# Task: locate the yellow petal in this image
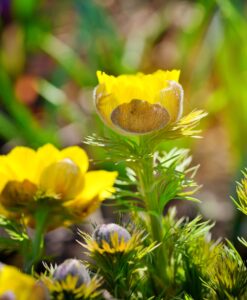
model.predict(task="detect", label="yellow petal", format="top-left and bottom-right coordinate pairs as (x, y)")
top-left (35, 144), bottom-right (60, 182)
top-left (59, 146), bottom-right (89, 173)
top-left (65, 171), bottom-right (118, 219)
top-left (0, 157), bottom-right (16, 180)
top-left (96, 70), bottom-right (180, 105)
top-left (94, 84), bottom-right (119, 128)
top-left (158, 80), bottom-right (184, 122)
top-left (0, 265), bottom-right (38, 300)
top-left (0, 169), bottom-right (13, 193)
top-left (5, 147), bottom-right (37, 182)
top-left (77, 170), bottom-right (117, 202)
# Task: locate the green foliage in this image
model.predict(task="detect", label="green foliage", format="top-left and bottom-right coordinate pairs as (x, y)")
top-left (0, 215), bottom-right (28, 246)
top-left (232, 169), bottom-right (247, 248)
top-left (74, 209), bottom-right (247, 300)
top-left (232, 169), bottom-right (247, 215)
top-left (152, 149), bottom-right (200, 212)
top-left (156, 211), bottom-right (216, 299)
top-left (203, 243), bottom-right (247, 299)
top-left (85, 134), bottom-right (200, 214)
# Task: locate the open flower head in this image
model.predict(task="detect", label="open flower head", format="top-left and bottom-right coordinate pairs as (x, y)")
top-left (0, 264), bottom-right (48, 300)
top-left (0, 144), bottom-right (117, 227)
top-left (95, 70), bottom-right (206, 137)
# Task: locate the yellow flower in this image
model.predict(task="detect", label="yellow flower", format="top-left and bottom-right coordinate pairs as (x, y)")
top-left (94, 70), bottom-right (207, 138)
top-left (0, 264), bottom-right (47, 300)
top-left (95, 70), bottom-right (184, 134)
top-left (0, 144), bottom-right (117, 226)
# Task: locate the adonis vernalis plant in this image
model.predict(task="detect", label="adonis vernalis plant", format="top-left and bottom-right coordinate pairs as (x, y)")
top-left (0, 70), bottom-right (247, 300)
top-left (88, 69), bottom-right (207, 290)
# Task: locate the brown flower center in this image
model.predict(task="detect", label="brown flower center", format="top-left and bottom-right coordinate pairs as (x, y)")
top-left (111, 99), bottom-right (170, 134)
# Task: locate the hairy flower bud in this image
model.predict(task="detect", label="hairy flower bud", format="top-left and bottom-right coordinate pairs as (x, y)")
top-left (93, 223), bottom-right (131, 248)
top-left (53, 259), bottom-right (90, 287)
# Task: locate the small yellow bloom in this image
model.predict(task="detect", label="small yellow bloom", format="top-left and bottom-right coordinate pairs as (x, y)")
top-left (0, 264), bottom-right (47, 300)
top-left (0, 144), bottom-right (117, 226)
top-left (94, 70), bottom-right (184, 134)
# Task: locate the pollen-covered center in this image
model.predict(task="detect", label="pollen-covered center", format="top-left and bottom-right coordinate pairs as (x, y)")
top-left (111, 99), bottom-right (170, 134)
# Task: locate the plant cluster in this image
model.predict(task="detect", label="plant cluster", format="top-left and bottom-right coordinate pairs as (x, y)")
top-left (0, 70), bottom-right (246, 300)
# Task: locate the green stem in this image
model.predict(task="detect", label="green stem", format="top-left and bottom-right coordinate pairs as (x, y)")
top-left (137, 137), bottom-right (168, 288)
top-left (24, 208), bottom-right (49, 274)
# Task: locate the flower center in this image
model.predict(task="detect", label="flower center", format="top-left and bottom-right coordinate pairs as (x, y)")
top-left (111, 99), bottom-right (170, 134)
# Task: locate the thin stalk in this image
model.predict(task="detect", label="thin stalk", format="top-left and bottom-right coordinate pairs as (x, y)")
top-left (137, 136), bottom-right (168, 287)
top-left (24, 208), bottom-right (49, 274)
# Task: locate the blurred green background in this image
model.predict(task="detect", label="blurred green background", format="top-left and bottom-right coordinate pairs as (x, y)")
top-left (0, 0), bottom-right (247, 257)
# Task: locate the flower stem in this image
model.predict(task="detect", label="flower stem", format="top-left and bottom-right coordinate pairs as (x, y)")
top-left (24, 207), bottom-right (49, 274)
top-left (137, 136), bottom-right (168, 287)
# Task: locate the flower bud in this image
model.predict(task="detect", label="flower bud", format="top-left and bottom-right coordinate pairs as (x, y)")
top-left (40, 159), bottom-right (84, 201)
top-left (93, 223), bottom-right (131, 248)
top-left (53, 259), bottom-right (90, 287)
